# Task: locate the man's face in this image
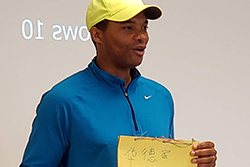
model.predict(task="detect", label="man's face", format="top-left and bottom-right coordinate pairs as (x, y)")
top-left (100, 12), bottom-right (149, 70)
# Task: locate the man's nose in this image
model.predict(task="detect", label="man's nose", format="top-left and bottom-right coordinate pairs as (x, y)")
top-left (134, 30), bottom-right (149, 44)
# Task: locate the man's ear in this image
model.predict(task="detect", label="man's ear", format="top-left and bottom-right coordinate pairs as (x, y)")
top-left (90, 27), bottom-right (103, 45)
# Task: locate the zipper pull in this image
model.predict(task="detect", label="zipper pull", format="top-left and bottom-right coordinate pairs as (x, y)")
top-left (124, 92), bottom-right (128, 97)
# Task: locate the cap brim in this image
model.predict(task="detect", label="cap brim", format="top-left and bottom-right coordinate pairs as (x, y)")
top-left (145, 6), bottom-right (162, 20)
top-left (106, 5), bottom-right (162, 22)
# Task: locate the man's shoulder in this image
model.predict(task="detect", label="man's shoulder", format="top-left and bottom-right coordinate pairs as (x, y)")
top-left (138, 76), bottom-right (169, 90)
top-left (40, 69), bottom-right (91, 103)
top-left (137, 76), bottom-right (172, 97)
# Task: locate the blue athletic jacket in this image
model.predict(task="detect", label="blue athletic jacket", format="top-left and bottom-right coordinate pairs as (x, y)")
top-left (20, 58), bottom-right (174, 167)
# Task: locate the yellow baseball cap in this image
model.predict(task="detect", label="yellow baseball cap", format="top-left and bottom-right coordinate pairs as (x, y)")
top-left (86, 0), bottom-right (162, 31)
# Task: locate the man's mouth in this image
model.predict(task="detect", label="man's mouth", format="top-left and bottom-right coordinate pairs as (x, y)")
top-left (136, 48), bottom-right (144, 52)
top-left (133, 46), bottom-right (146, 56)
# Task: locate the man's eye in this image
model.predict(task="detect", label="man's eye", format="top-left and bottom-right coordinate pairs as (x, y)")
top-left (124, 26), bottom-right (133, 30)
top-left (143, 26), bottom-right (149, 30)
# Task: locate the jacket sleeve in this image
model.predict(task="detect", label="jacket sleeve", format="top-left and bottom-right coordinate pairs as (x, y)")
top-left (169, 107), bottom-right (175, 139)
top-left (166, 88), bottom-right (175, 139)
top-left (20, 91), bottom-right (69, 167)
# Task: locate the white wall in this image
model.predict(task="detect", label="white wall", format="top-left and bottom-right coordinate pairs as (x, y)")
top-left (1, 0), bottom-right (249, 166)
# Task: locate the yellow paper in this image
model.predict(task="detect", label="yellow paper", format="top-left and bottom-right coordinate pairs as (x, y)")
top-left (117, 136), bottom-right (199, 167)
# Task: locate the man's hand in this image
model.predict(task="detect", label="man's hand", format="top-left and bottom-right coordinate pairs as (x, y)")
top-left (190, 141), bottom-right (217, 167)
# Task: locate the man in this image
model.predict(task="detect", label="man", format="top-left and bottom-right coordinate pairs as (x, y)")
top-left (20, 0), bottom-right (217, 166)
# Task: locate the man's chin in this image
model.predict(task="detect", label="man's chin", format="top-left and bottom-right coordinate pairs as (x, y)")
top-left (131, 60), bottom-right (143, 68)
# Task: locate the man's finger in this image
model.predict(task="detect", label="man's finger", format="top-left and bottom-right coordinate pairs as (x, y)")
top-left (197, 162), bottom-right (216, 167)
top-left (193, 141), bottom-right (215, 150)
top-left (191, 148), bottom-right (217, 157)
top-left (191, 155), bottom-right (217, 164)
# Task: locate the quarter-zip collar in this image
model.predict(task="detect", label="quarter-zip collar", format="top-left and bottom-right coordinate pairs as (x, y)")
top-left (87, 57), bottom-right (141, 90)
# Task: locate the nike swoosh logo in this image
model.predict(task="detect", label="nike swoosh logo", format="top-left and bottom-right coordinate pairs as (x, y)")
top-left (144, 95), bottom-right (152, 100)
